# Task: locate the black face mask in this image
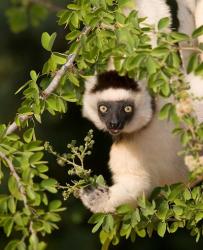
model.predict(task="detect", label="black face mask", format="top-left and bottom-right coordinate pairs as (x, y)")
top-left (97, 100), bottom-right (135, 134)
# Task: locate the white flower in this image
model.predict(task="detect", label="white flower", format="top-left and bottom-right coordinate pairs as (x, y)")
top-left (184, 155), bottom-right (198, 171)
top-left (176, 98), bottom-right (193, 118)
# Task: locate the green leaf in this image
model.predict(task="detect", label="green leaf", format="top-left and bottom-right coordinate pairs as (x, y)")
top-left (159, 103), bottom-right (172, 120)
top-left (158, 17), bottom-right (170, 30)
top-left (59, 9), bottom-right (73, 24)
top-left (168, 184), bottom-right (184, 201)
top-left (29, 152), bottom-right (44, 164)
top-left (41, 178), bottom-right (57, 187)
top-left (99, 230), bottom-right (109, 245)
top-left (96, 175), bottom-right (106, 186)
top-left (16, 241), bottom-right (26, 250)
top-left (92, 218), bottom-right (104, 233)
top-left (71, 12), bottom-right (79, 28)
top-left (41, 32), bottom-right (57, 52)
top-left (118, 0), bottom-right (131, 8)
top-left (131, 210), bottom-right (140, 227)
top-left (195, 212), bottom-right (203, 223)
top-left (170, 32), bottom-right (189, 42)
top-left (30, 70), bottom-right (38, 81)
top-left (180, 132), bottom-right (192, 146)
top-left (8, 197), bottom-right (16, 214)
top-left (173, 206), bottom-right (183, 216)
top-left (8, 176), bottom-right (22, 200)
top-left (38, 242), bottom-right (47, 250)
top-left (51, 53), bottom-right (67, 65)
top-left (120, 223), bottom-right (131, 237)
top-left (27, 187), bottom-right (36, 200)
top-left (195, 62), bottom-right (203, 76)
top-left (161, 82), bottom-right (170, 97)
top-left (187, 53), bottom-right (199, 73)
top-left (146, 57), bottom-right (157, 75)
top-left (192, 25), bottom-right (203, 38)
top-left (29, 234), bottom-right (39, 249)
top-left (44, 212), bottom-right (61, 222)
top-left (49, 200), bottom-right (62, 211)
top-left (136, 228), bottom-right (146, 238)
top-left (171, 52), bottom-right (181, 68)
top-left (37, 164), bottom-right (49, 173)
top-left (67, 4), bottom-right (81, 10)
top-left (41, 178), bottom-right (58, 193)
top-left (157, 222), bottom-right (166, 237)
top-left (169, 222), bottom-right (179, 233)
top-left (151, 47), bottom-right (169, 57)
top-left (23, 128), bottom-right (34, 143)
top-left (88, 213), bottom-right (105, 224)
top-left (5, 240), bottom-right (20, 250)
top-left (66, 30), bottom-right (81, 41)
top-left (0, 124), bottom-right (6, 137)
top-left (24, 140), bottom-right (44, 152)
top-left (156, 201), bottom-right (169, 221)
top-left (183, 188), bottom-right (191, 201)
top-left (67, 72), bottom-right (80, 86)
top-left (125, 54), bottom-right (145, 70)
top-left (103, 214), bottom-right (114, 233)
top-left (14, 213), bottom-right (24, 227)
top-left (4, 218), bottom-right (14, 237)
top-left (116, 204), bottom-right (133, 214)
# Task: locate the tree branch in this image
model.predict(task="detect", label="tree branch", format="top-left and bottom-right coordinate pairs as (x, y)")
top-left (0, 152), bottom-right (28, 208)
top-left (6, 114), bottom-right (31, 136)
top-left (6, 26), bottom-right (91, 135)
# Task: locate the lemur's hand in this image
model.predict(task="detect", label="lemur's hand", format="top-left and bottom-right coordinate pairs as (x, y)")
top-left (79, 185), bottom-right (114, 213)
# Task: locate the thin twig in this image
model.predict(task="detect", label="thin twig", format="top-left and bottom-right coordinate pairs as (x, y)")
top-left (0, 151), bottom-right (35, 234)
top-left (179, 46), bottom-right (203, 54)
top-left (6, 26), bottom-right (91, 136)
top-left (41, 54), bottom-right (76, 98)
top-left (29, 0), bottom-right (62, 12)
top-left (188, 175), bottom-right (203, 188)
top-left (6, 114), bottom-right (31, 136)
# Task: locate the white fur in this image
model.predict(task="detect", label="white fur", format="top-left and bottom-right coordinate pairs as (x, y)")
top-left (187, 73), bottom-right (203, 122)
top-left (80, 0), bottom-right (203, 213)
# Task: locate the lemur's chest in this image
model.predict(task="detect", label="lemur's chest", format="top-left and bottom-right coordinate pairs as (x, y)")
top-left (109, 118), bottom-right (187, 185)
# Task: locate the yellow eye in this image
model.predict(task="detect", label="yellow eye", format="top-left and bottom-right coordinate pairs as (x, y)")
top-left (99, 105), bottom-right (108, 113)
top-left (124, 106), bottom-right (133, 113)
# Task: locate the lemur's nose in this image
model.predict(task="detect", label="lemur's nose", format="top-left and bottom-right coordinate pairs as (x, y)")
top-left (109, 121), bottom-right (121, 130)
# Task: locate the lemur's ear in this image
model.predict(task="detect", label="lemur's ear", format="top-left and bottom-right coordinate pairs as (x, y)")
top-left (84, 75), bottom-right (97, 92)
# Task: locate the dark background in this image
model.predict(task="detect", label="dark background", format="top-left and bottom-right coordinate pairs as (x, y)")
top-left (1, 0), bottom-right (203, 249)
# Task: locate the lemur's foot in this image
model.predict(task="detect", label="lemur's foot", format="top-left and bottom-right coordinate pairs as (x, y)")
top-left (79, 185), bottom-right (114, 213)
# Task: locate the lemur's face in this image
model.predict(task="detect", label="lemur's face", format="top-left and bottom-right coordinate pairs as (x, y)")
top-left (97, 100), bottom-right (135, 135)
top-left (82, 71), bottom-right (155, 135)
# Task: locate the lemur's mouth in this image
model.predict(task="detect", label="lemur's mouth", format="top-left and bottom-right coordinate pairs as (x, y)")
top-left (108, 129), bottom-right (121, 135)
